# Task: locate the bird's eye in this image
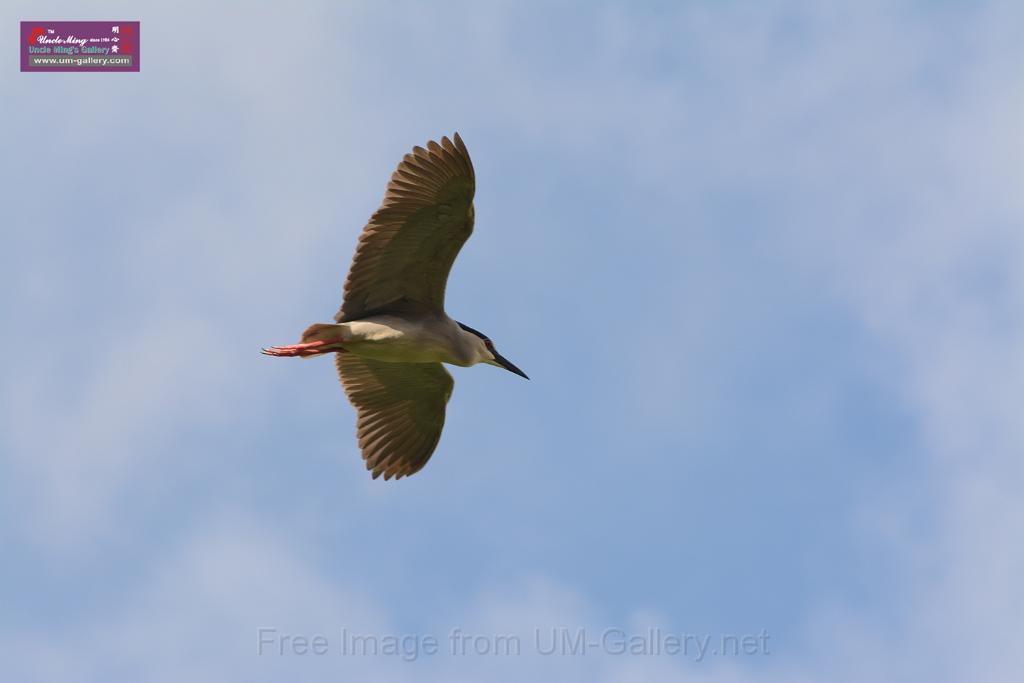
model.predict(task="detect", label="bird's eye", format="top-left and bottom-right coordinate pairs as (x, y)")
top-left (484, 339), bottom-right (494, 350)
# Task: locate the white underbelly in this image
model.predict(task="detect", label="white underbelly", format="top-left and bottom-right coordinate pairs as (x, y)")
top-left (341, 316), bottom-right (457, 364)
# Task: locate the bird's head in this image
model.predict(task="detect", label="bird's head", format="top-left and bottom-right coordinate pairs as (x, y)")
top-left (457, 322), bottom-right (529, 379)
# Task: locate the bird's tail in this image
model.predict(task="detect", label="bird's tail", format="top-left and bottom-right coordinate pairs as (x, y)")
top-left (262, 323), bottom-right (348, 359)
top-left (294, 323), bottom-right (347, 359)
top-left (301, 323), bottom-right (344, 345)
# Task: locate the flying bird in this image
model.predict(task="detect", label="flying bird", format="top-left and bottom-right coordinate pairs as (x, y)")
top-left (263, 133), bottom-right (528, 480)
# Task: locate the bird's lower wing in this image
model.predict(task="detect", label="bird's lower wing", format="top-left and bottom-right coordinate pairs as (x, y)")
top-left (336, 354), bottom-right (454, 480)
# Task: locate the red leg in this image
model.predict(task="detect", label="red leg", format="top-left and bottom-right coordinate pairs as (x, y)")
top-left (261, 340), bottom-right (346, 357)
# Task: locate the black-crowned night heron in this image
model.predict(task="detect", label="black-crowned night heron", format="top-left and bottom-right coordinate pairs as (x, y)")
top-left (263, 133), bottom-right (528, 480)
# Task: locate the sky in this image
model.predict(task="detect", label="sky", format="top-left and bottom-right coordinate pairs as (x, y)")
top-left (1, 1), bottom-right (1022, 681)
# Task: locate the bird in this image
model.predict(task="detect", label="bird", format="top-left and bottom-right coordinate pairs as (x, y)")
top-left (262, 133), bottom-right (528, 480)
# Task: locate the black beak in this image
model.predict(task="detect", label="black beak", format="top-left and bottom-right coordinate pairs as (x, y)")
top-left (493, 351), bottom-right (529, 379)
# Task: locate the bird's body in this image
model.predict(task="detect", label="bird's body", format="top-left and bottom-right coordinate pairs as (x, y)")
top-left (300, 310), bottom-right (483, 366)
top-left (263, 133), bottom-right (527, 480)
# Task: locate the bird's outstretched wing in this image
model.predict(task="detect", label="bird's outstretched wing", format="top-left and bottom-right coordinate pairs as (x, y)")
top-left (336, 133), bottom-right (475, 322)
top-left (336, 353), bottom-right (454, 480)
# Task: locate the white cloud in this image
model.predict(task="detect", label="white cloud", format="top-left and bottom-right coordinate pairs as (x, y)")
top-left (4, 508), bottom-right (784, 682)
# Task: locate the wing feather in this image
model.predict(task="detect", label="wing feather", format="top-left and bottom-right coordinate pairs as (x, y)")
top-left (336, 353), bottom-right (454, 480)
top-left (337, 133), bottom-right (475, 322)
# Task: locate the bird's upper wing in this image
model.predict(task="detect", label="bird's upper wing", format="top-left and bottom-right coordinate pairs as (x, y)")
top-left (336, 133), bottom-right (476, 322)
top-left (336, 353), bottom-right (454, 480)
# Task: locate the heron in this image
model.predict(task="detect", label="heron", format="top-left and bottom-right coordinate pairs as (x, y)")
top-left (262, 133), bottom-right (528, 480)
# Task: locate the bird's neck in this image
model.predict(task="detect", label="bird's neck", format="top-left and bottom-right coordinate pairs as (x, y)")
top-left (450, 326), bottom-right (489, 367)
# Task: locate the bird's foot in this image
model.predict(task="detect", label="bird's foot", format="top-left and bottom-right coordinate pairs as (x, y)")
top-left (261, 340), bottom-right (345, 358)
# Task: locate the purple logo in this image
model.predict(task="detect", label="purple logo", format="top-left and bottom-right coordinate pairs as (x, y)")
top-left (21, 21), bottom-right (139, 72)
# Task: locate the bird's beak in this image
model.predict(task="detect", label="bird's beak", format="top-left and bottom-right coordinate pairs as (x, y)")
top-left (491, 351), bottom-right (529, 379)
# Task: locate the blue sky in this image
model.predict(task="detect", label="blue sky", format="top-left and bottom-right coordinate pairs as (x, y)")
top-left (2, 1), bottom-right (1022, 681)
